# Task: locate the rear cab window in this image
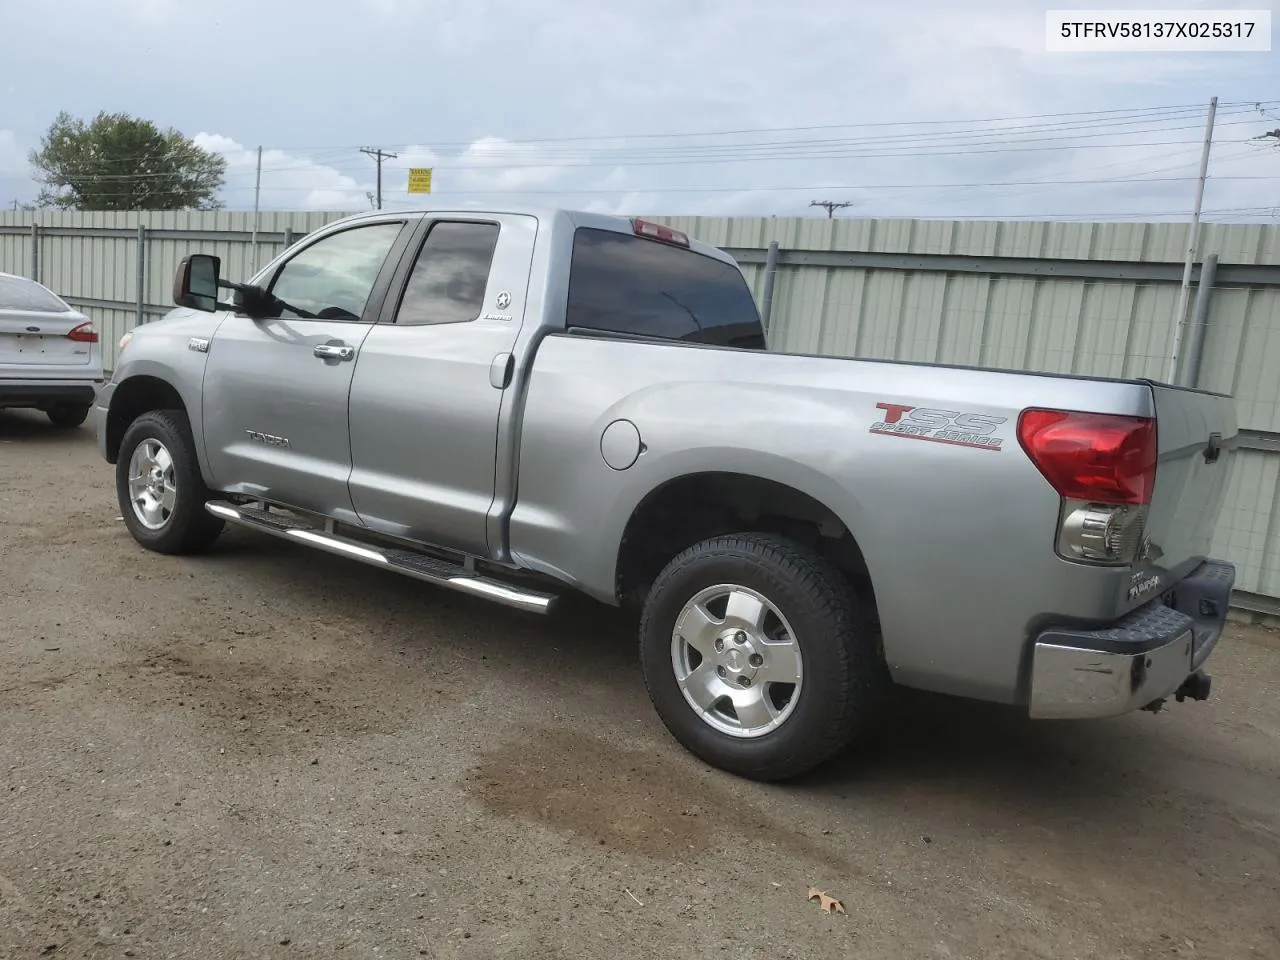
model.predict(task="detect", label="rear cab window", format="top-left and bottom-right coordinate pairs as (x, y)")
top-left (565, 228), bottom-right (765, 349)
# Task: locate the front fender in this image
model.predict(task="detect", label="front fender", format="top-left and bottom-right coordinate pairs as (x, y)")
top-left (99, 309), bottom-right (222, 476)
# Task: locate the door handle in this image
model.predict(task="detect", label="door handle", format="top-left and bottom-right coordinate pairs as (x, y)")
top-left (314, 343), bottom-right (355, 361)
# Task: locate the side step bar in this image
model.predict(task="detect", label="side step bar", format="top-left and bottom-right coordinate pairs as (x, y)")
top-left (205, 500), bottom-right (558, 615)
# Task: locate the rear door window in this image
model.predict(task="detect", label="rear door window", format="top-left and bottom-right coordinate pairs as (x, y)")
top-left (393, 221), bottom-right (501, 326)
top-left (565, 228), bottom-right (764, 349)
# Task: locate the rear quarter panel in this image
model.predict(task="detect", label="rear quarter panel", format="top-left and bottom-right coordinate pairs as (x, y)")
top-left (509, 334), bottom-right (1158, 704)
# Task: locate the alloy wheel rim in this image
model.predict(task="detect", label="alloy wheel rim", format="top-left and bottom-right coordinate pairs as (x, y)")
top-left (127, 438), bottom-right (177, 530)
top-left (670, 583), bottom-right (804, 738)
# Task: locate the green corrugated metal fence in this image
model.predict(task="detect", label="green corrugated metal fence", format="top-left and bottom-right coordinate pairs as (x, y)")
top-left (3, 210), bottom-right (1279, 611)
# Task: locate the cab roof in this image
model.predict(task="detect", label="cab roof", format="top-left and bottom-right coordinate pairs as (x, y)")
top-left (327, 205), bottom-right (737, 266)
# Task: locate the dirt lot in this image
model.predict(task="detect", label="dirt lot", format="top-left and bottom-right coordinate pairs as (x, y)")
top-left (1, 410), bottom-right (1278, 960)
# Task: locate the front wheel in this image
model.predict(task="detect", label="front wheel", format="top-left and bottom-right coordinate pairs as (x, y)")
top-left (115, 409), bottom-right (224, 554)
top-left (639, 533), bottom-right (885, 782)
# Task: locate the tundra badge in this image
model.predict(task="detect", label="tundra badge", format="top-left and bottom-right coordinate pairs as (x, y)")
top-left (246, 429), bottom-right (290, 448)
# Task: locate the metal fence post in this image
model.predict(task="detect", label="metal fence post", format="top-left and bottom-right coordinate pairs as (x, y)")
top-left (284, 226), bottom-right (295, 249)
top-left (136, 223), bottom-right (147, 328)
top-left (1183, 254), bottom-right (1218, 388)
top-left (30, 222), bottom-right (39, 281)
top-left (759, 240), bottom-right (780, 335)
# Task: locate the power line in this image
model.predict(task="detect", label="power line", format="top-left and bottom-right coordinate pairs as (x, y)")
top-left (362, 114), bottom-right (1268, 167)
top-left (358, 146), bottom-right (397, 209)
top-left (18, 172), bottom-right (1273, 206)
top-left (377, 109), bottom-right (1266, 160)
top-left (265, 100), bottom-right (1280, 151)
top-left (10, 101), bottom-right (1274, 182)
top-left (810, 200), bottom-right (854, 218)
top-left (13, 108), bottom-right (1270, 178)
top-left (10, 128), bottom-right (1272, 186)
top-left (7, 98), bottom-right (1273, 218)
top-left (100, 172), bottom-right (1274, 194)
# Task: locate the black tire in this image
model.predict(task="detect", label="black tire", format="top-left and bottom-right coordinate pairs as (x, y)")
top-left (47, 403), bottom-right (90, 429)
top-left (115, 408), bottom-right (224, 554)
top-left (639, 533), bottom-right (885, 782)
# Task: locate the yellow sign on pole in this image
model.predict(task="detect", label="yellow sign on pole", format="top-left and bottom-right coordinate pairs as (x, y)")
top-left (407, 167), bottom-right (433, 194)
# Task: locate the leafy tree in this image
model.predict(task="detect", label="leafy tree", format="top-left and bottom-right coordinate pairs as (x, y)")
top-left (29, 111), bottom-right (226, 211)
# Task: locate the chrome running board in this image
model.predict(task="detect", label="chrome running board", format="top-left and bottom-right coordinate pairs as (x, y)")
top-left (205, 500), bottom-right (557, 615)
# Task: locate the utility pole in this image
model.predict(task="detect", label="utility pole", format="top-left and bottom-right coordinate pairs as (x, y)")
top-left (251, 145), bottom-right (263, 270)
top-left (810, 200), bottom-right (853, 219)
top-left (360, 146), bottom-right (398, 210)
top-left (1166, 96), bottom-right (1217, 385)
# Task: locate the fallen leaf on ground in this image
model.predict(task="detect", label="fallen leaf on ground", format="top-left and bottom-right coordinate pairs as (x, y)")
top-left (807, 886), bottom-right (845, 914)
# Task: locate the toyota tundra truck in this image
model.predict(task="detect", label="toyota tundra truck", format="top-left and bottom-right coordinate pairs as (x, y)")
top-left (94, 206), bottom-right (1239, 781)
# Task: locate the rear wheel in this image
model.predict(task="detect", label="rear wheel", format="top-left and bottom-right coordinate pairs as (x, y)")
top-left (116, 409), bottom-right (224, 554)
top-left (639, 532), bottom-right (885, 782)
top-left (47, 403), bottom-right (90, 429)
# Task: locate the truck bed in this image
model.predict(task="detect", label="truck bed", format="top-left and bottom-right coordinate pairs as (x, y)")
top-left (507, 333), bottom-right (1236, 704)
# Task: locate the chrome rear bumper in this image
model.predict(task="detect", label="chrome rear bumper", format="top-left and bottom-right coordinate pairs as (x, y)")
top-left (1028, 559), bottom-right (1235, 719)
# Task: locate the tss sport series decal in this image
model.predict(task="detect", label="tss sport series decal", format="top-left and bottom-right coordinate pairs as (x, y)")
top-left (870, 402), bottom-right (1007, 451)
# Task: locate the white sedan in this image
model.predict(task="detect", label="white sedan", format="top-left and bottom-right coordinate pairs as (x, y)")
top-left (0, 271), bottom-right (104, 428)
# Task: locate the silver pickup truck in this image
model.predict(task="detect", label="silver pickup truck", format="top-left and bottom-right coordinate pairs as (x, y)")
top-left (95, 206), bottom-right (1239, 781)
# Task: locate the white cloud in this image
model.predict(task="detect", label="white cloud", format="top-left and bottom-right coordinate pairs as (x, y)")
top-left (187, 134), bottom-right (584, 212)
top-left (0, 0), bottom-right (1274, 219)
top-left (194, 134), bottom-right (374, 211)
top-left (449, 137), bottom-right (568, 191)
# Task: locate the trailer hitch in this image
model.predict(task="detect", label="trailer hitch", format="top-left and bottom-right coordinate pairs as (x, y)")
top-left (1141, 670), bottom-right (1212, 714)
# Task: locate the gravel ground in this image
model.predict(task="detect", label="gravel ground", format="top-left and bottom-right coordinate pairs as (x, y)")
top-left (2, 409), bottom-right (1278, 960)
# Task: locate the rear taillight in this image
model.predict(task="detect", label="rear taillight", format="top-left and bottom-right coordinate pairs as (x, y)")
top-left (1018, 409), bottom-right (1157, 566)
top-left (66, 321), bottom-right (98, 343)
top-left (1017, 409), bottom-right (1156, 505)
top-left (631, 218), bottom-right (690, 247)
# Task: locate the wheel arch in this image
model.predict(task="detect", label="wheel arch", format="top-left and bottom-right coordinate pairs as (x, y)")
top-left (104, 372), bottom-right (193, 465)
top-left (611, 458), bottom-right (881, 618)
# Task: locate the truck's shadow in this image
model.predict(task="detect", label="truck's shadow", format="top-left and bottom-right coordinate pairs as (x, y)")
top-left (197, 525), bottom-right (1196, 820)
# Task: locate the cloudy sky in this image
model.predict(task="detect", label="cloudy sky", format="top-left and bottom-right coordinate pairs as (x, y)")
top-left (0, 0), bottom-right (1276, 220)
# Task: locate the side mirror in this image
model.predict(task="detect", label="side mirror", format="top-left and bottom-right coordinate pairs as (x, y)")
top-left (174, 254), bottom-right (221, 312)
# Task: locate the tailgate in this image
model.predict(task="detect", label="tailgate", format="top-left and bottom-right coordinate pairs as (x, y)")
top-left (1130, 383), bottom-right (1238, 604)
